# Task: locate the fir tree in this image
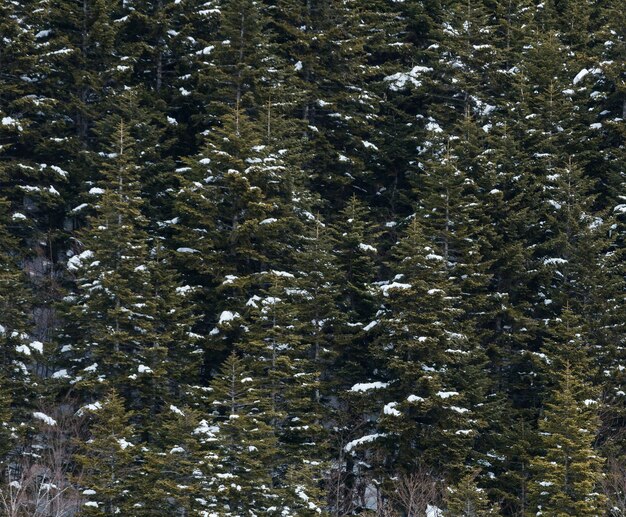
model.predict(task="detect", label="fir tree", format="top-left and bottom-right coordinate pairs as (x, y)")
top-left (528, 312), bottom-right (606, 516)
top-left (74, 390), bottom-right (139, 515)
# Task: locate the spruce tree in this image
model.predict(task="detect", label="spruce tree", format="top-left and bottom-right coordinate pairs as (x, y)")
top-left (528, 312), bottom-right (606, 516)
top-left (203, 352), bottom-right (282, 515)
top-left (75, 390), bottom-right (139, 515)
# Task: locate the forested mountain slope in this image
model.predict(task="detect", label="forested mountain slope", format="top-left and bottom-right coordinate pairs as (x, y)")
top-left (0, 0), bottom-right (624, 514)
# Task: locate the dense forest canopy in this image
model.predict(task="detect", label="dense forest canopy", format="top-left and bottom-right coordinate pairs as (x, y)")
top-left (0, 0), bottom-right (624, 514)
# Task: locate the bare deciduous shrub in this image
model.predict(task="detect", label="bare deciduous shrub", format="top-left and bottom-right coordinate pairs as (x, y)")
top-left (0, 403), bottom-right (84, 517)
top-left (604, 457), bottom-right (626, 516)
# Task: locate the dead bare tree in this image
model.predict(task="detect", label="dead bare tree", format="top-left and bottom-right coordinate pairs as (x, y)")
top-left (603, 457), bottom-right (626, 516)
top-left (0, 402), bottom-right (85, 517)
top-left (391, 469), bottom-right (441, 517)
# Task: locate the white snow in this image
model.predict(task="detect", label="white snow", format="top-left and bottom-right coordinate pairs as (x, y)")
top-left (259, 218), bottom-right (277, 225)
top-left (137, 365), bottom-right (153, 374)
top-left (47, 165), bottom-right (68, 178)
top-left (350, 381), bottom-right (389, 392)
top-left (2, 117), bottom-right (21, 129)
top-left (16, 344), bottom-right (31, 356)
top-left (67, 250), bottom-right (94, 272)
top-left (218, 310), bottom-right (240, 324)
top-left (76, 402), bottom-right (102, 416)
top-left (572, 68), bottom-right (589, 85)
top-left (52, 369), bottom-right (69, 379)
top-left (427, 505), bottom-right (443, 517)
top-left (175, 285), bottom-right (194, 295)
top-left (170, 404), bottom-right (185, 416)
top-left (358, 243), bottom-right (377, 253)
top-left (384, 66), bottom-right (432, 91)
top-left (543, 257), bottom-right (568, 265)
top-left (33, 412), bottom-right (57, 426)
top-left (70, 203), bottom-right (88, 214)
top-left (271, 270), bottom-right (294, 278)
top-left (30, 341), bottom-right (44, 354)
top-left (363, 320), bottom-right (378, 332)
top-left (436, 391), bottom-right (459, 399)
top-left (425, 121), bottom-right (443, 133)
top-left (88, 187), bottom-right (105, 195)
top-left (117, 438), bottom-right (133, 449)
top-left (383, 402), bottom-right (401, 417)
top-left (193, 420), bottom-right (219, 439)
top-left (380, 282), bottom-right (412, 296)
top-left (407, 395), bottom-right (425, 403)
top-left (344, 433), bottom-right (387, 453)
top-left (176, 247), bottom-right (200, 253)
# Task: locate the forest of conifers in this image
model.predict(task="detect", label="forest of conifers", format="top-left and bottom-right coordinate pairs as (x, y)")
top-left (0, 0), bottom-right (624, 514)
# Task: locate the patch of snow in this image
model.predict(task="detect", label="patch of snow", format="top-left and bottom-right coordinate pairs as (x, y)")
top-left (359, 243), bottom-right (377, 253)
top-left (170, 404), bottom-right (185, 416)
top-left (67, 250), bottom-right (94, 272)
top-left (16, 344), bottom-right (31, 355)
top-left (380, 282), bottom-right (412, 296)
top-left (350, 381), bottom-right (389, 392)
top-left (543, 257), bottom-right (568, 265)
top-left (52, 369), bottom-right (69, 379)
top-left (384, 66), bottom-right (432, 91)
top-left (271, 270), bottom-right (294, 278)
top-left (33, 412), bottom-right (57, 426)
top-left (427, 505), bottom-right (443, 517)
top-left (30, 341), bottom-right (44, 354)
top-left (383, 402), bottom-right (401, 417)
top-left (363, 320), bottom-right (378, 332)
top-left (436, 391), bottom-right (459, 399)
top-left (117, 438), bottom-right (133, 449)
top-left (218, 310), bottom-right (240, 324)
top-left (572, 68), bottom-right (589, 85)
top-left (344, 433), bottom-right (387, 453)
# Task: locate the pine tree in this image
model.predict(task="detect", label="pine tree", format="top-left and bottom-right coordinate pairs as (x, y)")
top-left (137, 404), bottom-right (205, 515)
top-left (203, 352), bottom-right (281, 515)
top-left (445, 469), bottom-right (499, 516)
top-left (235, 269), bottom-right (326, 511)
top-left (366, 219), bottom-right (482, 483)
top-left (0, 194), bottom-right (37, 436)
top-left (528, 312), bottom-right (606, 516)
top-left (61, 120), bottom-right (198, 434)
top-left (75, 390), bottom-right (139, 515)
